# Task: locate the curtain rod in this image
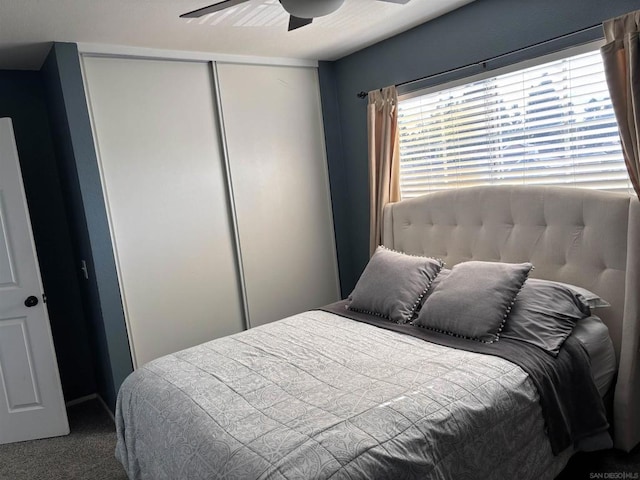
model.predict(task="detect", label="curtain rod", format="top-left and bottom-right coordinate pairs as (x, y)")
top-left (356, 23), bottom-right (602, 99)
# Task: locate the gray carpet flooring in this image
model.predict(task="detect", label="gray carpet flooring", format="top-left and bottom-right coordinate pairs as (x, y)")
top-left (0, 399), bottom-right (128, 480)
top-left (0, 397), bottom-right (639, 479)
top-left (556, 443), bottom-right (640, 479)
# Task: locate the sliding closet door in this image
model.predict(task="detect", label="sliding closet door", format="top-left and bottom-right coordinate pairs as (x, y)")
top-left (83, 57), bottom-right (244, 367)
top-left (216, 63), bottom-right (339, 328)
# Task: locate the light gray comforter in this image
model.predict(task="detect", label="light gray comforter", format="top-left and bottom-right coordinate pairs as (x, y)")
top-left (116, 310), bottom-right (572, 479)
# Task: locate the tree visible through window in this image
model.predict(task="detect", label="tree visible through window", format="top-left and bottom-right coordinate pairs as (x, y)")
top-left (397, 48), bottom-right (631, 198)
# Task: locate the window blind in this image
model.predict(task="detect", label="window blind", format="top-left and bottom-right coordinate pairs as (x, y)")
top-left (398, 49), bottom-right (631, 198)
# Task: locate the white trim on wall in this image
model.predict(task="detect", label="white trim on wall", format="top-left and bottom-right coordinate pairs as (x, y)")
top-left (77, 43), bottom-right (318, 68)
top-left (210, 62), bottom-right (253, 330)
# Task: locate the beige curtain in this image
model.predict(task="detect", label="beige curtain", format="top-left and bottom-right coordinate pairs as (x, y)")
top-left (367, 86), bottom-right (400, 255)
top-left (601, 10), bottom-right (640, 197)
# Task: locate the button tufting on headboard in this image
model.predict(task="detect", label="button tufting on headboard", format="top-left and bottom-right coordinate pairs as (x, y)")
top-left (382, 185), bottom-right (640, 451)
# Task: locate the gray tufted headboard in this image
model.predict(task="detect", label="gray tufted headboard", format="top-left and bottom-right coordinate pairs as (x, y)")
top-left (382, 185), bottom-right (640, 452)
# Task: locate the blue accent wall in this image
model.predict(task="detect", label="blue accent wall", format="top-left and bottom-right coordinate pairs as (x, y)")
top-left (41, 42), bottom-right (133, 411)
top-left (319, 0), bottom-right (640, 297)
top-left (0, 70), bottom-right (96, 401)
top-left (318, 61), bottom-right (351, 295)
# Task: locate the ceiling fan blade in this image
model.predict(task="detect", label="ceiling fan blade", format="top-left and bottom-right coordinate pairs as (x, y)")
top-left (288, 16), bottom-right (313, 31)
top-left (180, 0), bottom-right (250, 18)
top-left (376, 0), bottom-right (411, 3)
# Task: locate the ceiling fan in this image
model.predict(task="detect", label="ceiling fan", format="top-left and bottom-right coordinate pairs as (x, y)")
top-left (181, 0), bottom-right (411, 31)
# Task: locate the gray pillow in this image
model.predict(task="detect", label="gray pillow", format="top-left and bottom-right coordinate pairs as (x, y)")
top-left (414, 261), bottom-right (533, 343)
top-left (501, 278), bottom-right (591, 356)
top-left (552, 281), bottom-right (610, 309)
top-left (348, 246), bottom-right (442, 323)
top-left (416, 268), bottom-right (451, 314)
top-left (425, 268), bottom-right (451, 296)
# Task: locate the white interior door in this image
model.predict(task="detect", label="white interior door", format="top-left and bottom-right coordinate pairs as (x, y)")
top-left (0, 118), bottom-right (69, 445)
top-left (82, 57), bottom-right (245, 368)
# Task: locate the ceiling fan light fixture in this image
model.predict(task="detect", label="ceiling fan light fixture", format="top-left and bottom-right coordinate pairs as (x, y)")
top-left (279, 0), bottom-right (345, 19)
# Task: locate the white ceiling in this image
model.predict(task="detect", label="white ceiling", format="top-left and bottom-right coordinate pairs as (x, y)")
top-left (0, 0), bottom-right (474, 70)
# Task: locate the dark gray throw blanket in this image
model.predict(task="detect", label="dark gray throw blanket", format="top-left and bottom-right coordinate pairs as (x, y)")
top-left (321, 300), bottom-right (609, 455)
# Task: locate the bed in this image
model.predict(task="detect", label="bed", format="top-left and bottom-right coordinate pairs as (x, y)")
top-left (115, 185), bottom-right (640, 479)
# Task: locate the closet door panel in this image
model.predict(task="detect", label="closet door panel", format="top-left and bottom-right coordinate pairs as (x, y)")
top-left (83, 57), bottom-right (244, 367)
top-left (216, 63), bottom-right (339, 327)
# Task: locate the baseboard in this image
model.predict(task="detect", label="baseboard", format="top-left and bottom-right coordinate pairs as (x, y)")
top-left (64, 393), bottom-right (115, 422)
top-left (65, 393), bottom-right (98, 407)
top-left (96, 394), bottom-right (116, 422)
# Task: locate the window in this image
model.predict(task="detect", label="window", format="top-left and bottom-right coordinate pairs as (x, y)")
top-left (397, 46), bottom-right (631, 198)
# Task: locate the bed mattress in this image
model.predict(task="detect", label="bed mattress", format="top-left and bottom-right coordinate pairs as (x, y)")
top-left (116, 310), bottom-right (577, 480)
top-left (573, 316), bottom-right (617, 397)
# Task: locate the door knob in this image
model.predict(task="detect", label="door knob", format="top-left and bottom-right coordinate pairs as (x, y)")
top-left (24, 296), bottom-right (39, 307)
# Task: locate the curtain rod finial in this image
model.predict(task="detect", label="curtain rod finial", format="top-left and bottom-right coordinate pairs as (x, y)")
top-left (357, 91), bottom-right (368, 99)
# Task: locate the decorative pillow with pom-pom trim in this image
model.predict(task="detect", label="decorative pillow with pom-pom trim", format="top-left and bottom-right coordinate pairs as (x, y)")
top-left (414, 260), bottom-right (532, 343)
top-left (347, 246), bottom-right (443, 324)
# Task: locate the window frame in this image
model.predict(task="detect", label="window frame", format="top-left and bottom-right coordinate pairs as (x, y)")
top-left (397, 40), bottom-right (631, 197)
